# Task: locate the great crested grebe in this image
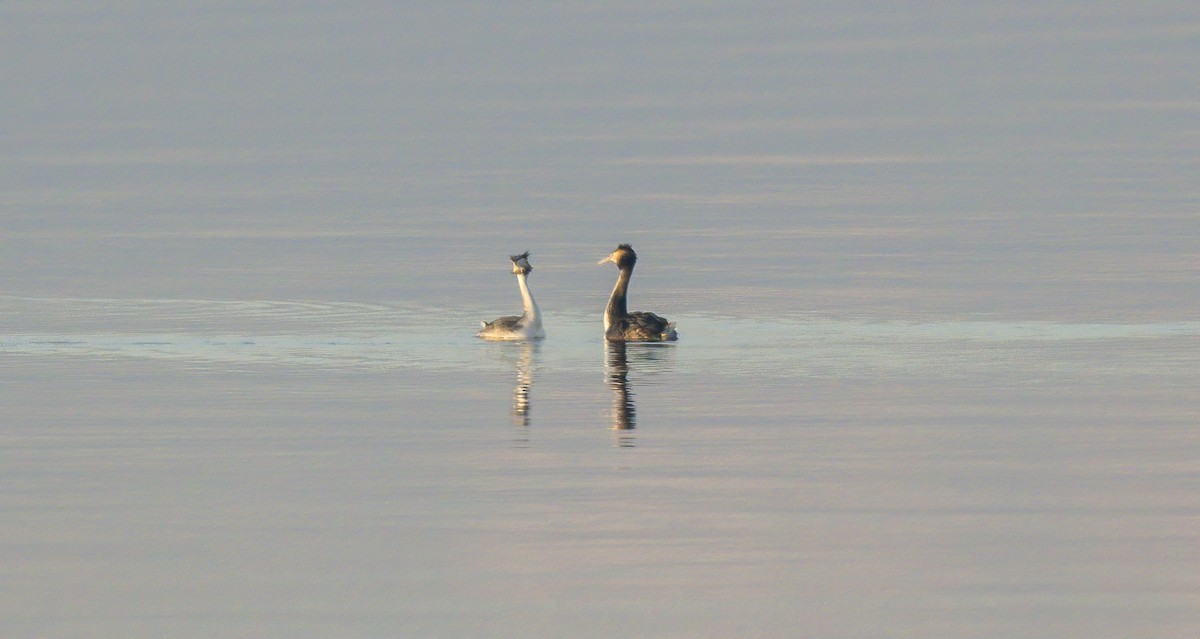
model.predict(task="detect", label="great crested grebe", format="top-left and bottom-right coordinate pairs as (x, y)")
top-left (477, 251), bottom-right (545, 341)
top-left (597, 244), bottom-right (677, 342)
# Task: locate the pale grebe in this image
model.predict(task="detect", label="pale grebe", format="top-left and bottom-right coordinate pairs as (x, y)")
top-left (597, 244), bottom-right (677, 342)
top-left (477, 251), bottom-right (545, 341)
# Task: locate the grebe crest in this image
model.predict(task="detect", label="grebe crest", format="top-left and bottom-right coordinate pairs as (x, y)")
top-left (477, 250), bottom-right (545, 341)
top-left (598, 243), bottom-right (678, 342)
top-left (510, 250), bottom-right (532, 275)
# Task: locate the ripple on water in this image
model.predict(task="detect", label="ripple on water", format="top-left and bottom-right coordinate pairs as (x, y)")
top-left (2, 296), bottom-right (1196, 382)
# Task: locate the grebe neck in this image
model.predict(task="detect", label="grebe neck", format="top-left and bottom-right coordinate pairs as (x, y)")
top-left (604, 265), bottom-right (632, 331)
top-left (516, 272), bottom-right (540, 321)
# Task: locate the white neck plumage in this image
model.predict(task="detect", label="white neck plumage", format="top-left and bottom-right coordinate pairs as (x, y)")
top-left (516, 272), bottom-right (540, 322)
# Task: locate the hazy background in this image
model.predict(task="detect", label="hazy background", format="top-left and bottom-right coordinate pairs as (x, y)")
top-left (3, 2), bottom-right (1198, 638)
top-left (5, 2), bottom-right (1196, 317)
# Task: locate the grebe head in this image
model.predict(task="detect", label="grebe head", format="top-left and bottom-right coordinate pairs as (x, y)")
top-left (510, 250), bottom-right (533, 275)
top-left (597, 244), bottom-right (637, 270)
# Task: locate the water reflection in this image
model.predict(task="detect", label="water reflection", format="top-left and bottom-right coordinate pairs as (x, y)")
top-left (512, 341), bottom-right (536, 428)
top-left (605, 342), bottom-right (676, 446)
top-left (481, 341), bottom-right (539, 445)
top-left (605, 342), bottom-right (636, 436)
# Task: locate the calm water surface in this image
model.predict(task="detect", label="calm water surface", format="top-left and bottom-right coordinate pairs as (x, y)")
top-left (4, 297), bottom-right (1197, 637)
top-left (3, 2), bottom-right (1199, 638)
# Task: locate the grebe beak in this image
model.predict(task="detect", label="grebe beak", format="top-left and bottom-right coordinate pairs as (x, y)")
top-left (597, 254), bottom-right (615, 265)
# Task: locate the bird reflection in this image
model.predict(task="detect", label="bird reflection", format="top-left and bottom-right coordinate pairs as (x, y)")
top-left (605, 342), bottom-right (637, 443)
top-left (605, 341), bottom-right (676, 446)
top-left (512, 341), bottom-right (537, 428)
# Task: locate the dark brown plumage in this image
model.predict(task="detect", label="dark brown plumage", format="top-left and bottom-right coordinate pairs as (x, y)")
top-left (597, 244), bottom-right (677, 342)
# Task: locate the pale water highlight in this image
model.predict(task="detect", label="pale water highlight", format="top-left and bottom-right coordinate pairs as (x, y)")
top-left (4, 296), bottom-right (1194, 380)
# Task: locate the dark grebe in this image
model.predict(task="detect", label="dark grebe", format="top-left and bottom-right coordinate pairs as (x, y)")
top-left (597, 244), bottom-right (677, 342)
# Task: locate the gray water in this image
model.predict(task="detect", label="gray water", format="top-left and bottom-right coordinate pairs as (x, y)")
top-left (3, 3), bottom-right (1199, 638)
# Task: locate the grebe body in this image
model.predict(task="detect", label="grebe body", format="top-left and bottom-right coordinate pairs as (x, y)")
top-left (477, 251), bottom-right (545, 341)
top-left (597, 244), bottom-right (677, 342)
